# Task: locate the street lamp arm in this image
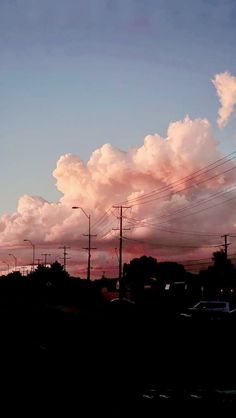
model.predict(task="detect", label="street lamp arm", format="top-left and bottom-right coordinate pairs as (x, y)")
top-left (23, 239), bottom-right (35, 268)
top-left (24, 238), bottom-right (32, 245)
top-left (8, 253), bottom-right (17, 269)
top-left (8, 253), bottom-right (16, 260)
top-left (72, 205), bottom-right (93, 280)
top-left (72, 206), bottom-right (89, 219)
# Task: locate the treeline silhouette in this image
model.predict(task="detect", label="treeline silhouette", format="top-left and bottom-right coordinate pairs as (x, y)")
top-left (1, 250), bottom-right (236, 310)
top-left (1, 252), bottom-right (236, 416)
top-left (0, 261), bottom-right (104, 310)
top-left (123, 251), bottom-right (236, 304)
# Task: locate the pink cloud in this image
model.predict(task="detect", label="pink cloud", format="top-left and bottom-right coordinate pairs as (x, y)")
top-left (1, 115), bottom-right (236, 277)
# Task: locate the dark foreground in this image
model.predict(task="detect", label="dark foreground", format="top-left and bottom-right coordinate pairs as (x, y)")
top-left (1, 301), bottom-right (236, 417)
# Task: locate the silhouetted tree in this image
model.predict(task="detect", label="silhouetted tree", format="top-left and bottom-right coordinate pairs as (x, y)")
top-left (123, 255), bottom-right (158, 301)
top-left (156, 261), bottom-right (186, 283)
top-left (50, 261), bottom-right (65, 274)
top-left (212, 250), bottom-right (234, 271)
top-left (200, 250), bottom-right (236, 298)
top-left (124, 255), bottom-right (158, 286)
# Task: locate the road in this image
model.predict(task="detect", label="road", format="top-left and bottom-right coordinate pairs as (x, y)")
top-left (0, 302), bottom-right (236, 416)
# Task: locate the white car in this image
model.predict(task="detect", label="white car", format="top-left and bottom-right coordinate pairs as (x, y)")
top-left (180, 300), bottom-right (236, 320)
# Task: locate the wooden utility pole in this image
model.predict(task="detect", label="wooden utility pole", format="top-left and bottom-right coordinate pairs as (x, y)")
top-left (113, 205), bottom-right (130, 297)
top-left (41, 253), bottom-right (51, 267)
top-left (83, 214), bottom-right (97, 281)
top-left (72, 207), bottom-right (97, 281)
top-left (221, 234), bottom-right (231, 258)
top-left (58, 245), bottom-right (71, 271)
top-left (36, 258), bottom-right (43, 266)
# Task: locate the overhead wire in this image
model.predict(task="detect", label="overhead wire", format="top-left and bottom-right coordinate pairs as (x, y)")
top-left (123, 236), bottom-right (222, 249)
top-left (91, 206), bottom-right (113, 231)
top-left (155, 194), bottom-right (236, 225)
top-left (87, 152), bottom-right (236, 261)
top-left (124, 215), bottom-right (222, 236)
top-left (144, 186), bottom-right (236, 223)
top-left (116, 151), bottom-right (236, 206)
top-left (128, 164), bottom-right (236, 208)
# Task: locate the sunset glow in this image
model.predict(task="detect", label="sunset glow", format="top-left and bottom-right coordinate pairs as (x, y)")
top-left (1, 1), bottom-right (236, 277)
top-left (1, 104), bottom-right (236, 276)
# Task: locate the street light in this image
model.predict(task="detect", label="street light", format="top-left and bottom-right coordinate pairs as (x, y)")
top-left (72, 206), bottom-right (96, 281)
top-left (23, 239), bottom-right (35, 269)
top-left (8, 253), bottom-right (17, 271)
top-left (1, 261), bottom-right (9, 274)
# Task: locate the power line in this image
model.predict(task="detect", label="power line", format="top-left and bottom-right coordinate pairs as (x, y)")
top-left (172, 252), bottom-right (236, 265)
top-left (123, 236), bottom-right (221, 249)
top-left (97, 217), bottom-right (119, 239)
top-left (81, 153), bottom-right (236, 250)
top-left (129, 164), bottom-right (236, 208)
top-left (155, 194), bottom-right (236, 225)
top-left (116, 151), bottom-right (236, 206)
top-left (92, 207), bottom-right (113, 231)
top-left (125, 216), bottom-right (222, 237)
top-left (95, 156), bottom-right (236, 242)
top-left (145, 186), bottom-right (236, 223)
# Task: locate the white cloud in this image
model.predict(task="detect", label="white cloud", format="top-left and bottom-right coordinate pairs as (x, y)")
top-left (212, 71), bottom-right (236, 128)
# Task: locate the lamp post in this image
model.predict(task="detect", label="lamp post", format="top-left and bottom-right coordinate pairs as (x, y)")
top-left (72, 206), bottom-right (96, 281)
top-left (23, 239), bottom-right (35, 269)
top-left (8, 253), bottom-right (17, 271)
top-left (2, 261), bottom-right (9, 274)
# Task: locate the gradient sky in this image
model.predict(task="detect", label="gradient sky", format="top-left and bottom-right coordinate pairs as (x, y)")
top-left (1, 0), bottom-right (236, 216)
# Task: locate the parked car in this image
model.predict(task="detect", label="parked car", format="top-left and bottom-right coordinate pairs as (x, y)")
top-left (107, 297), bottom-right (136, 319)
top-left (109, 297), bottom-right (135, 309)
top-left (180, 300), bottom-right (236, 321)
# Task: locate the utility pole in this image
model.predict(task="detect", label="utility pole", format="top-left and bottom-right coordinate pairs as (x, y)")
top-left (113, 205), bottom-right (130, 297)
top-left (58, 245), bottom-right (71, 271)
top-left (72, 207), bottom-right (97, 281)
top-left (83, 215), bottom-right (97, 281)
top-left (36, 258), bottom-right (43, 266)
top-left (41, 253), bottom-right (51, 267)
top-left (221, 234), bottom-right (231, 258)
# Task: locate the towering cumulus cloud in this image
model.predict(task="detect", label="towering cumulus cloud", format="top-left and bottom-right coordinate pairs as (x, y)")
top-left (1, 115), bottom-right (236, 274)
top-left (212, 71), bottom-right (236, 128)
top-left (53, 117), bottom-right (219, 210)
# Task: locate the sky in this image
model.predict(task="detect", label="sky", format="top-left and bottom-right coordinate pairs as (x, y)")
top-left (1, 0), bottom-right (236, 276)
